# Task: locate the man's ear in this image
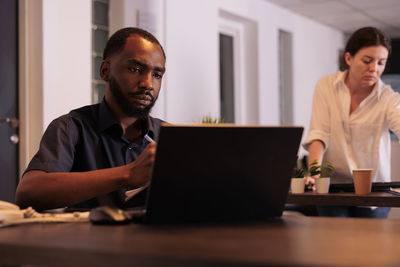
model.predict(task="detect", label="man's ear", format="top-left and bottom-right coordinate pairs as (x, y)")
top-left (344, 52), bottom-right (352, 68)
top-left (100, 61), bottom-right (110, 82)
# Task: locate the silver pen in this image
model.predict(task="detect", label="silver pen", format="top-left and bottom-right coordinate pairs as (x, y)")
top-left (144, 134), bottom-right (155, 143)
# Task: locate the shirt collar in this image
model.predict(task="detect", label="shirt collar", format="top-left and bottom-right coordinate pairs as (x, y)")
top-left (334, 70), bottom-right (383, 100)
top-left (375, 78), bottom-right (384, 99)
top-left (145, 116), bottom-right (158, 140)
top-left (98, 98), bottom-right (156, 138)
top-left (333, 70), bottom-right (347, 88)
top-left (99, 98), bottom-right (120, 132)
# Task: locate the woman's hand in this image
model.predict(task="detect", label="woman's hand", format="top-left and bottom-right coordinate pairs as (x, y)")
top-left (305, 176), bottom-right (316, 191)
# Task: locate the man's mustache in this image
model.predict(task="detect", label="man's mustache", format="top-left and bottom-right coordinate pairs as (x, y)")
top-left (128, 90), bottom-right (154, 101)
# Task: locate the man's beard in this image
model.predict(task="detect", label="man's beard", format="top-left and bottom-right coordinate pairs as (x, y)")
top-left (109, 77), bottom-right (156, 118)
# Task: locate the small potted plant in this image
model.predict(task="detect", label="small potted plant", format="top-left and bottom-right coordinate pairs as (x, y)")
top-left (309, 160), bottom-right (335, 194)
top-left (291, 166), bottom-right (307, 194)
top-left (201, 115), bottom-right (224, 124)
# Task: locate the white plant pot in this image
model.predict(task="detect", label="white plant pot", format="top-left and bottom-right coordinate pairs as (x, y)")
top-left (290, 178), bottom-right (305, 194)
top-left (315, 177), bottom-right (330, 194)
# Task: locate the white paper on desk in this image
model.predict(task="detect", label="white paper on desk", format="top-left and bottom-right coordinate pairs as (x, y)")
top-left (390, 188), bottom-right (400, 194)
top-left (125, 185), bottom-right (149, 202)
top-left (0, 207), bottom-right (90, 228)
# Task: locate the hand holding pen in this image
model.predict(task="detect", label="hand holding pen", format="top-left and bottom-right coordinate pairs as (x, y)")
top-left (125, 134), bottom-right (156, 188)
top-left (144, 134), bottom-right (156, 144)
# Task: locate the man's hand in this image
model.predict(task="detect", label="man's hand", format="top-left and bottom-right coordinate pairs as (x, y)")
top-left (126, 142), bottom-right (157, 188)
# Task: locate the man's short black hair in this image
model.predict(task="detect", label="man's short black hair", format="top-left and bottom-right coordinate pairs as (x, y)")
top-left (102, 27), bottom-right (166, 60)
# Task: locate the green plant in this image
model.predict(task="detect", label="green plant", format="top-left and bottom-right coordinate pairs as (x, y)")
top-left (292, 167), bottom-right (307, 178)
top-left (201, 115), bottom-right (224, 124)
top-left (309, 160), bottom-right (335, 178)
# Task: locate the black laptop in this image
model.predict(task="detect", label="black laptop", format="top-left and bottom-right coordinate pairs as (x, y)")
top-left (126, 124), bottom-right (303, 224)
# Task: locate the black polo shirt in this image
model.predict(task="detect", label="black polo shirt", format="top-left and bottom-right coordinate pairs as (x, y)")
top-left (24, 99), bottom-right (163, 208)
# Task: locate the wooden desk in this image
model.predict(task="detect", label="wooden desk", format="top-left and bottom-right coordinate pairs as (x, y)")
top-left (287, 191), bottom-right (400, 207)
top-left (1, 215), bottom-right (400, 266)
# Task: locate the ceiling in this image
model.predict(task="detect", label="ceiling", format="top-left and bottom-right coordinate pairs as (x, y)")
top-left (265, 0), bottom-right (400, 38)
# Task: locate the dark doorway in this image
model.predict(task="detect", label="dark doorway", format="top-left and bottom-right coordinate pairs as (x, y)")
top-left (278, 30), bottom-right (293, 125)
top-left (385, 39), bottom-right (400, 75)
top-left (219, 33), bottom-right (235, 123)
top-left (0, 0), bottom-right (19, 203)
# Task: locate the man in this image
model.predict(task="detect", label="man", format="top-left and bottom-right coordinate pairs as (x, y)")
top-left (16, 27), bottom-right (166, 210)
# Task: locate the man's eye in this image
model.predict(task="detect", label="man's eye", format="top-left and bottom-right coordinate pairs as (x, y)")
top-left (153, 73), bottom-right (163, 79)
top-left (129, 67), bottom-right (141, 73)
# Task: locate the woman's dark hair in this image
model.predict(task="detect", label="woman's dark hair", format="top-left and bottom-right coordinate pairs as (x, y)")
top-left (340, 27), bottom-right (391, 70)
top-left (102, 27), bottom-right (166, 60)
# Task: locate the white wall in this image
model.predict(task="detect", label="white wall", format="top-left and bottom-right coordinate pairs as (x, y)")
top-left (164, 0), bottom-right (344, 154)
top-left (165, 0), bottom-right (220, 123)
top-left (42, 0), bottom-right (92, 129)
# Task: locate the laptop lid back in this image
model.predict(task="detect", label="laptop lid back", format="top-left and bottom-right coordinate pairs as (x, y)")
top-left (143, 124), bottom-right (303, 224)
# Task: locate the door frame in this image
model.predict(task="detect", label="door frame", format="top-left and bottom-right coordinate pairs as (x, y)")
top-left (18, 0), bottom-right (44, 178)
top-left (218, 16), bottom-right (245, 124)
top-left (218, 10), bottom-right (259, 124)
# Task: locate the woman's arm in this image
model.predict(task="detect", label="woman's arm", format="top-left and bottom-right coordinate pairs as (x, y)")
top-left (307, 140), bottom-right (325, 167)
top-left (305, 140), bottom-right (325, 190)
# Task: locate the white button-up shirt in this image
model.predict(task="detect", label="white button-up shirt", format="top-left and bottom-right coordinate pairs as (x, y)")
top-left (303, 71), bottom-right (400, 182)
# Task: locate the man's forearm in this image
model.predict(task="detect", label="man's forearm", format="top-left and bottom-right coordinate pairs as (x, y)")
top-left (15, 165), bottom-right (130, 210)
top-left (16, 143), bottom-right (156, 210)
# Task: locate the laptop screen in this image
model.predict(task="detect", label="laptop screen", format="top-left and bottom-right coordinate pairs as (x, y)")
top-left (141, 124), bottom-right (303, 224)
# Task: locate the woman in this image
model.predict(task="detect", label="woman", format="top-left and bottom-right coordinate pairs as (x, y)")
top-left (303, 27), bottom-right (400, 218)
